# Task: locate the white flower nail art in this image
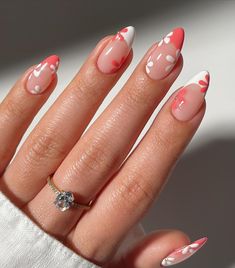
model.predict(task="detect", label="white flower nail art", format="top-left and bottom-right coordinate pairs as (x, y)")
top-left (161, 237), bottom-right (208, 267)
top-left (157, 53), bottom-right (162, 60)
top-left (145, 28), bottom-right (184, 80)
top-left (50, 64), bottom-right (56, 72)
top-left (26, 55), bottom-right (60, 95)
top-left (33, 62), bottom-right (48, 78)
top-left (158, 31), bottom-right (173, 47)
top-left (146, 56), bottom-right (154, 74)
top-left (165, 49), bottom-right (180, 72)
top-left (161, 257), bottom-right (175, 266)
top-left (33, 85), bottom-right (41, 94)
top-left (181, 243), bottom-right (200, 255)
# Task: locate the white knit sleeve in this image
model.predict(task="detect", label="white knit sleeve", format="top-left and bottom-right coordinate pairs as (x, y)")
top-left (0, 191), bottom-right (100, 268)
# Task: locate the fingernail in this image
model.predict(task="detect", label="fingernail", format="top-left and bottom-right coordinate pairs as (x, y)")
top-left (161, 237), bottom-right (208, 267)
top-left (146, 28), bottom-right (184, 80)
top-left (26, 55), bottom-right (60, 94)
top-left (97, 26), bottom-right (135, 74)
top-left (171, 71), bottom-right (210, 121)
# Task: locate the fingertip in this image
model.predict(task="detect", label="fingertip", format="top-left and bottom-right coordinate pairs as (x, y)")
top-left (161, 235), bottom-right (208, 267)
top-left (119, 229), bottom-right (190, 268)
top-left (85, 33), bottom-right (133, 78)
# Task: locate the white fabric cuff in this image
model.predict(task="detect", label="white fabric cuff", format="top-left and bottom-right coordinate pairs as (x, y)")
top-left (0, 191), bottom-right (100, 268)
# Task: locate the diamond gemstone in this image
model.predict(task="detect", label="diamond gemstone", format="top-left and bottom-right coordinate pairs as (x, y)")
top-left (54, 191), bottom-right (74, 211)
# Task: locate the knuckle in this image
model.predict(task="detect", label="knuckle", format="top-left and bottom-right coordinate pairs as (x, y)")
top-left (154, 125), bottom-right (177, 153)
top-left (124, 76), bottom-right (153, 107)
top-left (70, 70), bottom-right (104, 105)
top-left (125, 87), bottom-right (150, 107)
top-left (3, 98), bottom-right (25, 120)
top-left (152, 124), bottom-right (182, 166)
top-left (118, 171), bottom-right (155, 212)
top-left (25, 128), bottom-right (66, 165)
top-left (74, 137), bottom-right (112, 176)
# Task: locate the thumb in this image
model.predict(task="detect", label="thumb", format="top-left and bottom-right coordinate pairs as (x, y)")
top-left (109, 229), bottom-right (207, 268)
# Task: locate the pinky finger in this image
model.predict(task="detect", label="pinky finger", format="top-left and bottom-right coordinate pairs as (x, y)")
top-left (108, 230), bottom-right (207, 268)
top-left (0, 55), bottom-right (59, 174)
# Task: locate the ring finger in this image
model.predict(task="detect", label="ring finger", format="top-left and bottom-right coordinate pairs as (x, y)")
top-left (70, 71), bottom-right (210, 264)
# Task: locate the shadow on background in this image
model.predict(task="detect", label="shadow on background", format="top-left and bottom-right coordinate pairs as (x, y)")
top-left (142, 134), bottom-right (235, 268)
top-left (0, 0), bottom-right (219, 71)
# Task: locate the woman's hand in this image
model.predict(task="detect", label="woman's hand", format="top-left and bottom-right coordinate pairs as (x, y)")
top-left (0, 26), bottom-right (209, 267)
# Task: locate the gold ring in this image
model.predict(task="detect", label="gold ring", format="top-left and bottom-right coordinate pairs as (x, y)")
top-left (47, 176), bottom-right (93, 212)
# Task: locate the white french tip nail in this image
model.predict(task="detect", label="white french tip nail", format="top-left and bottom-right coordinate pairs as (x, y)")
top-left (185, 70), bottom-right (210, 87)
top-left (121, 26), bottom-right (135, 47)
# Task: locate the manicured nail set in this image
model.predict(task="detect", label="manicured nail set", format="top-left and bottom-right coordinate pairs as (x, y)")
top-left (25, 27), bottom-right (210, 266)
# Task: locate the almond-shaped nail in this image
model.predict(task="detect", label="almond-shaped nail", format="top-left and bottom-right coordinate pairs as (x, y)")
top-left (26, 55), bottom-right (60, 94)
top-left (97, 26), bottom-right (135, 74)
top-left (146, 28), bottom-right (184, 80)
top-left (161, 237), bottom-right (208, 266)
top-left (172, 71), bottom-right (210, 121)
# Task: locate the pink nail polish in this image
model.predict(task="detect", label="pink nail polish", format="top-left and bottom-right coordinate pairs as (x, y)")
top-left (171, 71), bottom-right (210, 121)
top-left (146, 28), bottom-right (184, 80)
top-left (161, 237), bottom-right (208, 266)
top-left (97, 26), bottom-right (135, 74)
top-left (26, 55), bottom-right (60, 94)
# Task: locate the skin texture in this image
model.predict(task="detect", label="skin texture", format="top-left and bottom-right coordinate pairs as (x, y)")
top-left (0, 28), bottom-right (208, 267)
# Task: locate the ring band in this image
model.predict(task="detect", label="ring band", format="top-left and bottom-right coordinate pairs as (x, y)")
top-left (47, 176), bottom-right (93, 212)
